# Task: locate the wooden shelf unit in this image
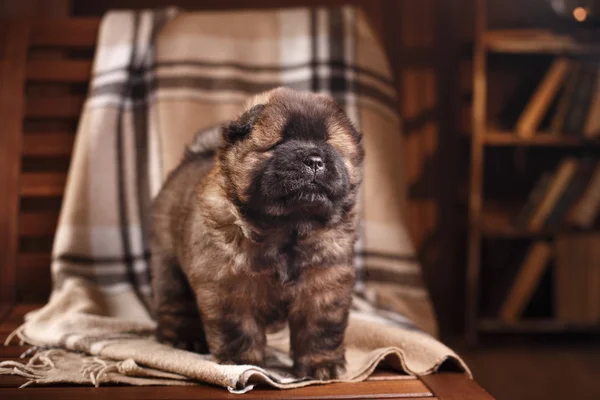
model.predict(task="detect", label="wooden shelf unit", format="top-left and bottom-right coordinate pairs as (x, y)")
top-left (466, 0), bottom-right (600, 343)
top-left (478, 204), bottom-right (594, 238)
top-left (484, 30), bottom-right (600, 55)
top-left (484, 129), bottom-right (600, 147)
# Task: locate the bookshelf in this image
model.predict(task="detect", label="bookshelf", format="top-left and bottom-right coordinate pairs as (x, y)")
top-left (466, 0), bottom-right (600, 344)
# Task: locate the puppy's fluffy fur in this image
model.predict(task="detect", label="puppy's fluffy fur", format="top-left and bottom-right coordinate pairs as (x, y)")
top-left (151, 87), bottom-right (364, 380)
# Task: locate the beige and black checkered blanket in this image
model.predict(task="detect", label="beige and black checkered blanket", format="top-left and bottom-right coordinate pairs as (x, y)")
top-left (0, 7), bottom-right (469, 391)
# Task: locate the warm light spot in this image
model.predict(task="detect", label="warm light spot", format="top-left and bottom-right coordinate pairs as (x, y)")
top-left (573, 7), bottom-right (588, 22)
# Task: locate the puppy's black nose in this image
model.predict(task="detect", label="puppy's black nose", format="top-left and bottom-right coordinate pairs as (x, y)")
top-left (303, 155), bottom-right (325, 173)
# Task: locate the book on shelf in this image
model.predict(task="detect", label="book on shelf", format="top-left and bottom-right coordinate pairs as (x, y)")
top-left (563, 65), bottom-right (597, 135)
top-left (529, 158), bottom-right (579, 231)
top-left (516, 57), bottom-right (572, 138)
top-left (545, 159), bottom-right (596, 228)
top-left (499, 241), bottom-right (553, 322)
top-left (583, 66), bottom-right (600, 138)
top-left (556, 234), bottom-right (600, 323)
top-left (550, 63), bottom-right (583, 134)
top-left (567, 162), bottom-right (600, 228)
top-left (513, 172), bottom-right (553, 227)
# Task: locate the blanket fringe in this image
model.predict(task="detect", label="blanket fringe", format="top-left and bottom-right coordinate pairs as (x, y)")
top-left (3, 325), bottom-right (26, 347)
top-left (0, 348), bottom-right (121, 388)
top-left (0, 352), bottom-right (56, 388)
top-left (82, 357), bottom-right (118, 387)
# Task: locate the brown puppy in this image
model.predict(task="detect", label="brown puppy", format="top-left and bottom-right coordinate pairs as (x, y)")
top-left (151, 87), bottom-right (364, 380)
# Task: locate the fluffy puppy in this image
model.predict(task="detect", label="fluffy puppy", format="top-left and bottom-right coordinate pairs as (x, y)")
top-left (151, 87), bottom-right (364, 380)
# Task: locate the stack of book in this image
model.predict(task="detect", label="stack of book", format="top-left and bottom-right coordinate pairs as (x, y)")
top-left (515, 57), bottom-right (600, 138)
top-left (514, 157), bottom-right (600, 231)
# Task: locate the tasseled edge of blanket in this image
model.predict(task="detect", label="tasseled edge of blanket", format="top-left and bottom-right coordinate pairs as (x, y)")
top-left (3, 324), bottom-right (28, 348)
top-left (0, 351), bottom-right (68, 388)
top-left (1, 329), bottom-right (119, 389)
top-left (1, 324), bottom-right (194, 388)
top-left (0, 348), bottom-right (197, 388)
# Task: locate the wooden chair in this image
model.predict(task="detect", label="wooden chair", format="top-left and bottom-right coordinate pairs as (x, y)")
top-left (0, 17), bottom-right (494, 399)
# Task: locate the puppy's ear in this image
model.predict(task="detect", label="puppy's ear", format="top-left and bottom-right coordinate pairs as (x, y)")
top-left (223, 104), bottom-right (265, 144)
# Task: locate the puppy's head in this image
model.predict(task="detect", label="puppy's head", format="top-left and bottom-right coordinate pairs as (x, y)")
top-left (219, 87), bottom-right (363, 227)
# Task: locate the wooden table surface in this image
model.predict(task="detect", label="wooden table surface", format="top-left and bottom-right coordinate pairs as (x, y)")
top-left (0, 304), bottom-right (494, 399)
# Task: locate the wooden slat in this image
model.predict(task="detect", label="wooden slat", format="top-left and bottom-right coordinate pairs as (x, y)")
top-left (17, 254), bottom-right (51, 270)
top-left (21, 197), bottom-right (63, 213)
top-left (18, 268), bottom-right (52, 303)
top-left (16, 253), bottom-right (52, 302)
top-left (19, 212), bottom-right (59, 237)
top-left (30, 18), bottom-right (100, 48)
top-left (24, 120), bottom-right (78, 133)
top-left (22, 156), bottom-right (71, 173)
top-left (20, 173), bottom-right (66, 197)
top-left (484, 29), bottom-right (600, 55)
top-left (0, 304), bottom-right (11, 325)
top-left (25, 95), bottom-right (85, 118)
top-left (22, 132), bottom-right (75, 157)
top-left (0, 381), bottom-right (432, 399)
top-left (485, 130), bottom-right (600, 147)
top-left (0, 20), bottom-right (30, 306)
top-left (421, 373), bottom-right (494, 400)
top-left (26, 60), bottom-right (92, 82)
top-left (19, 237), bottom-right (54, 254)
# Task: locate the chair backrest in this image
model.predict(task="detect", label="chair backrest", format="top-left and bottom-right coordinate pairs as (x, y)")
top-left (0, 18), bottom-right (100, 305)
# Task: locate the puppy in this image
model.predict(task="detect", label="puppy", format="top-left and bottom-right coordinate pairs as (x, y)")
top-left (151, 87), bottom-right (364, 380)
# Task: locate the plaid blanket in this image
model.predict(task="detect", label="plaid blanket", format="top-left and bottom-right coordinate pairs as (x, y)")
top-left (0, 7), bottom-right (468, 390)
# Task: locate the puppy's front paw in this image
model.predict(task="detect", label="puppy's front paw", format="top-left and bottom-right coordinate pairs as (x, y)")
top-left (294, 357), bottom-right (346, 380)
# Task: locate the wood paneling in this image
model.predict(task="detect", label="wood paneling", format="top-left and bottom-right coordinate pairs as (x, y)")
top-left (22, 132), bottom-right (75, 156)
top-left (0, 0), bottom-right (70, 17)
top-left (27, 60), bottom-right (92, 82)
top-left (19, 212), bottom-right (60, 237)
top-left (31, 19), bottom-right (99, 47)
top-left (0, 18), bottom-right (99, 303)
top-left (0, 20), bottom-right (30, 305)
top-left (20, 173), bottom-right (67, 197)
top-left (26, 95), bottom-right (86, 118)
top-left (18, 253), bottom-right (52, 270)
